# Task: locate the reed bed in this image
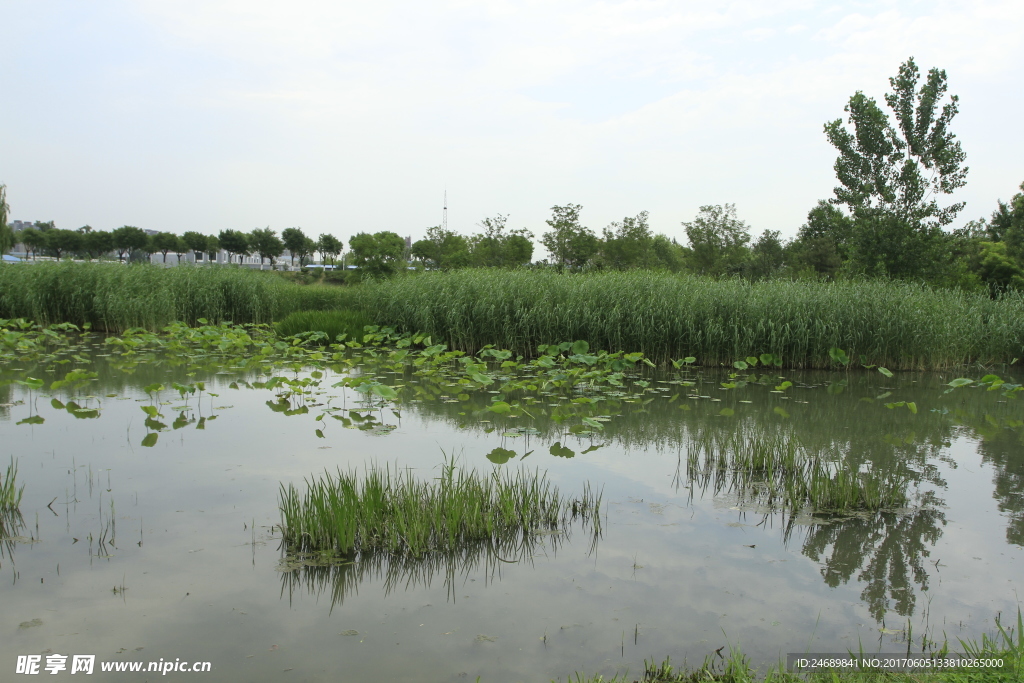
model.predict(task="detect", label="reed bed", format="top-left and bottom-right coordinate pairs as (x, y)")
top-left (353, 270), bottom-right (1024, 369)
top-left (0, 262), bottom-right (354, 332)
top-left (686, 432), bottom-right (909, 514)
top-left (278, 461), bottom-right (602, 559)
top-left (274, 309), bottom-right (374, 344)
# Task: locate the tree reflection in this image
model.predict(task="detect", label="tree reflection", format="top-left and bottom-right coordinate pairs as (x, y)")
top-left (790, 497), bottom-right (945, 622)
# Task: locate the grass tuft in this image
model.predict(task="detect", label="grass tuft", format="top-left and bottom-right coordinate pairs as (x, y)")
top-left (0, 457), bottom-right (23, 511)
top-left (279, 458), bottom-right (602, 559)
top-left (275, 309), bottom-right (373, 344)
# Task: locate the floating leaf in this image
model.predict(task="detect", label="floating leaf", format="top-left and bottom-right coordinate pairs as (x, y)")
top-left (141, 433), bottom-right (159, 447)
top-left (878, 367), bottom-right (893, 378)
top-left (486, 447), bottom-right (516, 464)
top-left (549, 442), bottom-right (575, 458)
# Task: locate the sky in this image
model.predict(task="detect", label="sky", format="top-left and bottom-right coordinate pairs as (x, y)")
top-left (2, 0), bottom-right (1023, 252)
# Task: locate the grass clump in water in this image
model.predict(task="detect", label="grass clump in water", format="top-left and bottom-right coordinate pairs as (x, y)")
top-left (279, 459), bottom-right (602, 559)
top-left (275, 309), bottom-right (374, 344)
top-left (686, 432), bottom-right (909, 514)
top-left (0, 458), bottom-right (23, 511)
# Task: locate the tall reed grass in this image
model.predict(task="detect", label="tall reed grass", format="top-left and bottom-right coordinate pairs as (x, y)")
top-left (279, 460), bottom-right (602, 558)
top-left (354, 270), bottom-right (1024, 369)
top-left (0, 262), bottom-right (356, 331)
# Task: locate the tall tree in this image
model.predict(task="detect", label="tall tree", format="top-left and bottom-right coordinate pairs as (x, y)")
top-left (349, 231), bottom-right (405, 277)
top-left (43, 229), bottom-right (83, 261)
top-left (218, 229), bottom-right (250, 264)
top-left (111, 225), bottom-right (149, 262)
top-left (20, 227), bottom-right (44, 260)
top-left (205, 235), bottom-right (221, 262)
top-left (541, 204), bottom-right (598, 270)
top-left (601, 211), bottom-right (653, 270)
top-left (151, 232), bottom-right (180, 263)
top-left (682, 204), bottom-right (751, 276)
top-left (317, 233), bottom-right (343, 268)
top-left (824, 57), bottom-right (967, 278)
top-left (81, 230), bottom-right (113, 260)
top-left (248, 227), bottom-right (285, 267)
top-left (281, 227), bottom-right (308, 266)
top-left (182, 231), bottom-right (210, 260)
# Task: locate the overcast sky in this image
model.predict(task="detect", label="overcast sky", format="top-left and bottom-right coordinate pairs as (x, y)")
top-left (2, 0), bottom-right (1022, 251)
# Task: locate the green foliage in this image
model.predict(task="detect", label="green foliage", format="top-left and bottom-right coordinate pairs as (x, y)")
top-left (317, 233), bottom-right (343, 267)
top-left (0, 262), bottom-right (358, 331)
top-left (217, 229), bottom-right (250, 264)
top-left (81, 230), bottom-right (113, 260)
top-left (825, 57), bottom-right (967, 230)
top-left (248, 226), bottom-right (285, 266)
top-left (824, 58), bottom-right (968, 280)
top-left (150, 231), bottom-right (181, 262)
top-left (411, 226), bottom-right (470, 270)
top-left (111, 225), bottom-right (149, 262)
top-left (681, 204), bottom-right (751, 276)
top-left (182, 230), bottom-right (209, 256)
top-left (278, 459), bottom-right (602, 558)
top-left (43, 228), bottom-right (83, 260)
top-left (0, 457), bottom-right (24, 511)
top-left (280, 227), bottom-right (307, 266)
top-left (349, 231), bottom-right (405, 277)
top-left (469, 214), bottom-right (534, 267)
top-left (351, 269), bottom-right (1024, 369)
top-left (275, 309), bottom-right (373, 344)
top-left (541, 204), bottom-right (599, 270)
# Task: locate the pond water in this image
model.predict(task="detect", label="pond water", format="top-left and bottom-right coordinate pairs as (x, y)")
top-left (1, 330), bottom-right (1022, 681)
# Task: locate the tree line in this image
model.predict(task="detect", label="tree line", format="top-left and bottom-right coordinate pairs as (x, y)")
top-left (3, 58), bottom-right (1022, 291)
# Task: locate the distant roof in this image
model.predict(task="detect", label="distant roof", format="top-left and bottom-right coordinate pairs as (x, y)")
top-left (2, 254), bottom-right (24, 263)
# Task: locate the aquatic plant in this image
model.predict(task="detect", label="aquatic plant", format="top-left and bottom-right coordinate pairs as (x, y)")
top-left (0, 457), bottom-right (23, 511)
top-left (0, 262), bottom-right (358, 331)
top-left (353, 270), bottom-right (1024, 369)
top-left (275, 309), bottom-right (373, 344)
top-left (278, 459), bottom-right (602, 559)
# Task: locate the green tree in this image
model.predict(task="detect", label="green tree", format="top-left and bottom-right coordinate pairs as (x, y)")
top-left (825, 57), bottom-right (967, 278)
top-left (600, 211), bottom-right (654, 270)
top-left (0, 184), bottom-right (11, 256)
top-left (281, 227), bottom-right (308, 266)
top-left (218, 229), bottom-right (250, 264)
top-left (81, 230), bottom-right (113, 260)
top-left (19, 227), bottom-right (44, 260)
top-left (746, 230), bottom-right (786, 279)
top-left (317, 233), bottom-right (343, 267)
top-left (182, 231), bottom-right (209, 259)
top-left (540, 204), bottom-right (599, 270)
top-left (412, 226), bottom-right (467, 270)
top-left (44, 229), bottom-right (83, 261)
top-left (469, 216), bottom-right (534, 268)
top-left (682, 204), bottom-right (751, 276)
top-left (349, 231), bottom-right (405, 277)
top-left (151, 232), bottom-right (180, 263)
top-left (111, 225), bottom-right (149, 262)
top-left (248, 227), bottom-right (285, 267)
top-left (296, 236), bottom-right (317, 266)
top-left (205, 235), bottom-right (221, 262)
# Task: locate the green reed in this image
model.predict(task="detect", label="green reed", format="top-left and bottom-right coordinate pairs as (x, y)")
top-left (0, 262), bottom-right (357, 332)
top-left (274, 309), bottom-right (374, 344)
top-left (686, 431), bottom-right (909, 514)
top-left (1, 457), bottom-right (24, 511)
top-left (353, 270), bottom-right (1024, 369)
top-left (279, 460), bottom-right (602, 559)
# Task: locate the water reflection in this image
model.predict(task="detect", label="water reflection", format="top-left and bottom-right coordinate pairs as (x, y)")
top-left (279, 522), bottom-right (599, 610)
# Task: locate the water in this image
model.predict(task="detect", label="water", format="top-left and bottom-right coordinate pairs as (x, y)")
top-left (1, 336), bottom-right (1022, 681)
